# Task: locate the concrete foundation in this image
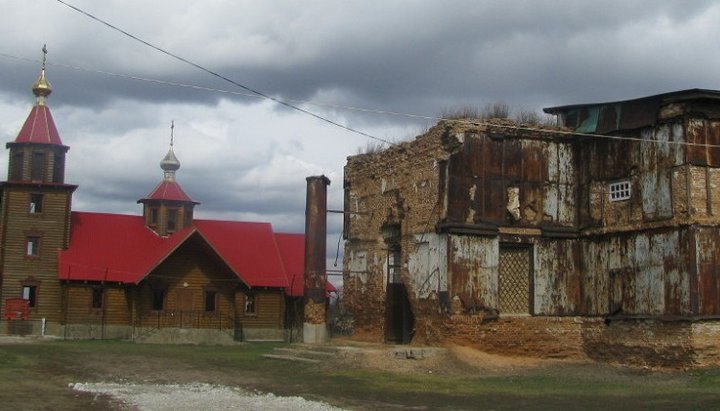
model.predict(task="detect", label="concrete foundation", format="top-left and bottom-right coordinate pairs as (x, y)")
top-left (303, 322), bottom-right (327, 344)
top-left (134, 328), bottom-right (237, 345)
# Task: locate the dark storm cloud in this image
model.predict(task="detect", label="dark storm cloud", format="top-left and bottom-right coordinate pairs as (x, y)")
top-left (2, 0), bottom-right (720, 230)
top-left (3, 0), bottom-right (718, 128)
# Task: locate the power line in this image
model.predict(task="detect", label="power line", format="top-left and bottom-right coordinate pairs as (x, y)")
top-left (53, 0), bottom-right (396, 146)
top-left (4, 50), bottom-right (720, 150)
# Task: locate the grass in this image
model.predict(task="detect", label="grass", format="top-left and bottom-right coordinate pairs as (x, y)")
top-left (1, 339), bottom-right (720, 410)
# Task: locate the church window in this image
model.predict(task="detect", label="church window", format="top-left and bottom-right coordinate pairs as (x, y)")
top-left (167, 209), bottom-right (177, 231)
top-left (244, 294), bottom-right (256, 315)
top-left (149, 207), bottom-right (159, 226)
top-left (151, 287), bottom-right (166, 311)
top-left (53, 154), bottom-right (64, 183)
top-left (91, 287), bottom-right (104, 310)
top-left (204, 289), bottom-right (217, 313)
top-left (31, 151), bottom-right (45, 181)
top-left (26, 236), bottom-right (40, 257)
top-left (29, 194), bottom-right (43, 214)
top-left (11, 152), bottom-right (23, 180)
top-left (22, 284), bottom-right (38, 308)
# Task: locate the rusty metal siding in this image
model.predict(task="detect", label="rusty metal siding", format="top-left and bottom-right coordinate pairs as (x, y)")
top-left (407, 233), bottom-right (447, 299)
top-left (446, 133), bottom-right (576, 227)
top-left (534, 240), bottom-right (581, 315)
top-left (687, 119), bottom-right (720, 166)
top-left (579, 121), bottom-right (688, 228)
top-left (695, 227), bottom-right (720, 315)
top-left (448, 234), bottom-right (498, 311)
top-left (579, 230), bottom-right (693, 316)
top-left (344, 115), bottom-right (720, 346)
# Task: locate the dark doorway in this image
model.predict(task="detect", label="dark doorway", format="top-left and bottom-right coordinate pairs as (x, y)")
top-left (384, 244), bottom-right (414, 343)
top-left (385, 283), bottom-right (414, 343)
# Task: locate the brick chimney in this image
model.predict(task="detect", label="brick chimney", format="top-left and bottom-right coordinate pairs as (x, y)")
top-left (303, 175), bottom-right (330, 343)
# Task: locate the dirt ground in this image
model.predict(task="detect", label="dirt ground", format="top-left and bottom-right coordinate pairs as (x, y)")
top-left (2, 336), bottom-right (719, 410)
top-left (329, 338), bottom-right (577, 376)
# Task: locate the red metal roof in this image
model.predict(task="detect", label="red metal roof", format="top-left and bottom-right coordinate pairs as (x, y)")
top-left (193, 219), bottom-right (289, 290)
top-left (140, 180), bottom-right (198, 203)
top-left (275, 233), bottom-right (306, 297)
top-left (15, 105), bottom-right (64, 146)
top-left (58, 212), bottom-right (191, 283)
top-left (58, 212), bottom-right (309, 296)
top-left (275, 233), bottom-right (336, 297)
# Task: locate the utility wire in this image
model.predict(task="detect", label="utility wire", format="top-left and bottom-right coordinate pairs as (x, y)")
top-left (53, 0), bottom-right (395, 146)
top-left (4, 50), bottom-right (720, 150)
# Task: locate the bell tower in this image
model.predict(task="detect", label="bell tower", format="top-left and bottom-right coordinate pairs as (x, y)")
top-left (0, 46), bottom-right (77, 326)
top-left (138, 122), bottom-right (198, 236)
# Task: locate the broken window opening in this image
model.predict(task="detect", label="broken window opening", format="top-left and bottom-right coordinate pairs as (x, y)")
top-left (30, 194), bottom-right (43, 214)
top-left (22, 285), bottom-right (38, 308)
top-left (244, 294), bottom-right (256, 315)
top-left (26, 236), bottom-right (40, 257)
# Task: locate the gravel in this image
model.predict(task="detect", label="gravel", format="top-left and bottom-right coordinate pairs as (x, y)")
top-left (72, 382), bottom-right (347, 411)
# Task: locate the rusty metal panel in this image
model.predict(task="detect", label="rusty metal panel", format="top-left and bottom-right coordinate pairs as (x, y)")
top-left (448, 235), bottom-right (498, 311)
top-left (503, 139), bottom-right (522, 178)
top-left (484, 179), bottom-right (505, 220)
top-left (695, 227), bottom-right (720, 315)
top-left (535, 240), bottom-right (581, 315)
top-left (698, 262), bottom-right (718, 315)
top-left (579, 230), bottom-right (693, 316)
top-left (408, 233), bottom-right (447, 299)
top-left (687, 119), bottom-right (720, 166)
top-left (446, 151), bottom-right (472, 223)
top-left (522, 140), bottom-right (546, 182)
top-left (520, 183), bottom-right (544, 222)
top-left (485, 138), bottom-right (504, 179)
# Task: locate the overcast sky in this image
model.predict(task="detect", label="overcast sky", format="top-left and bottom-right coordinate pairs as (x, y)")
top-left (1, 1), bottom-right (720, 264)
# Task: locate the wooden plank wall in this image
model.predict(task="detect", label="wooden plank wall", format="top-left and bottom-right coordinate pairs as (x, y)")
top-left (0, 188), bottom-right (72, 322)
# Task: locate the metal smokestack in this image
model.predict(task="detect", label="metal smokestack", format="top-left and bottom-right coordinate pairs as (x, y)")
top-left (303, 175), bottom-right (330, 343)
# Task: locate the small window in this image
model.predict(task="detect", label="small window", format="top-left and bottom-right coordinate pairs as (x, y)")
top-left (151, 288), bottom-right (165, 311)
top-left (22, 285), bottom-right (37, 307)
top-left (53, 154), bottom-right (64, 183)
top-left (204, 290), bottom-right (217, 313)
top-left (244, 294), bottom-right (256, 315)
top-left (609, 180), bottom-right (631, 202)
top-left (31, 151), bottom-right (45, 181)
top-left (91, 287), bottom-right (104, 310)
top-left (26, 237), bottom-right (40, 257)
top-left (167, 209), bottom-right (177, 231)
top-left (11, 152), bottom-right (23, 180)
top-left (149, 208), bottom-right (159, 226)
top-left (29, 194), bottom-right (43, 214)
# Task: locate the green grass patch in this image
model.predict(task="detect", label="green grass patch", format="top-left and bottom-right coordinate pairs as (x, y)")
top-left (2, 339), bottom-right (720, 410)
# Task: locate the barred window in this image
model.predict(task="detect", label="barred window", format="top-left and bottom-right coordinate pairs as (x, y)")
top-left (609, 180), bottom-right (631, 202)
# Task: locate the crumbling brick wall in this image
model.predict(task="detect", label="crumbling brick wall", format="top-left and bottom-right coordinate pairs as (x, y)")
top-left (344, 123), bottom-right (456, 340)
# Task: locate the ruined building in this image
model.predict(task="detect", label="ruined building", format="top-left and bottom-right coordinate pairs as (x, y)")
top-left (343, 89), bottom-right (720, 366)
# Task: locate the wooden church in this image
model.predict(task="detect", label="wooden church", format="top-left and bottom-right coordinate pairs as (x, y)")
top-left (0, 54), bottom-right (315, 343)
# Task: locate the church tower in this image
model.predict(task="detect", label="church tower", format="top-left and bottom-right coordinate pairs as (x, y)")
top-left (0, 47), bottom-right (77, 326)
top-left (138, 122), bottom-right (198, 236)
